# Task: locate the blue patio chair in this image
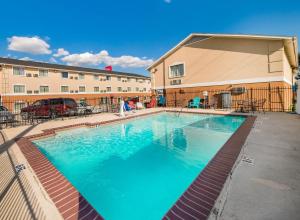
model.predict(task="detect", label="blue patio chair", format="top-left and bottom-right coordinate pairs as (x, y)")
top-left (158, 95), bottom-right (166, 106)
top-left (188, 97), bottom-right (201, 108)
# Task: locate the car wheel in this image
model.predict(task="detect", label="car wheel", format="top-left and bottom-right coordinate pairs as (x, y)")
top-left (21, 112), bottom-right (29, 120)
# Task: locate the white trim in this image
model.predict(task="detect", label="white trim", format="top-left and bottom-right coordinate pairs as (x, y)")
top-left (12, 66), bottom-right (26, 76)
top-left (60, 85), bottom-right (69, 93)
top-left (154, 76), bottom-right (291, 89)
top-left (78, 85), bottom-right (86, 93)
top-left (169, 62), bottom-right (185, 78)
top-left (39, 85), bottom-right (50, 93)
top-left (12, 84), bottom-right (26, 94)
top-left (38, 68), bottom-right (49, 77)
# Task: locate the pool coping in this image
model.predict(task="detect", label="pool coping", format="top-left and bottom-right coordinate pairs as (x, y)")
top-left (15, 110), bottom-right (255, 220)
top-left (163, 113), bottom-right (256, 220)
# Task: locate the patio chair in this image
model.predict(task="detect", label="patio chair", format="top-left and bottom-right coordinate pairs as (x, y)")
top-left (146, 98), bottom-right (156, 108)
top-left (158, 95), bottom-right (166, 107)
top-left (128, 101), bottom-right (136, 110)
top-left (188, 97), bottom-right (201, 108)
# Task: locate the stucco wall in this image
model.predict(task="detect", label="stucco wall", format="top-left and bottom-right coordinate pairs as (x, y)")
top-left (150, 37), bottom-right (290, 89)
top-left (0, 65), bottom-right (151, 95)
top-left (283, 51), bottom-right (293, 84)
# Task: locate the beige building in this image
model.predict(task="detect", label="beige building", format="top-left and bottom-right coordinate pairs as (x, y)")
top-left (0, 57), bottom-right (151, 111)
top-left (148, 33), bottom-right (298, 110)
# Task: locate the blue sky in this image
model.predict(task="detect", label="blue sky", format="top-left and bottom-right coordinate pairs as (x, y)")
top-left (0, 0), bottom-right (299, 75)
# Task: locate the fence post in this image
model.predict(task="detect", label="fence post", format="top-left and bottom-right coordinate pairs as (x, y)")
top-left (268, 84), bottom-right (271, 111)
top-left (174, 92), bottom-right (177, 107)
top-left (250, 88), bottom-right (253, 111)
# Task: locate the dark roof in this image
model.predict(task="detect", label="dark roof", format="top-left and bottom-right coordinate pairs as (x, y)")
top-left (0, 57), bottom-right (150, 79)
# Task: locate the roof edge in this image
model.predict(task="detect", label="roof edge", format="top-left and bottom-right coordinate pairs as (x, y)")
top-left (147, 33), bottom-right (298, 71)
top-left (0, 57), bottom-right (150, 79)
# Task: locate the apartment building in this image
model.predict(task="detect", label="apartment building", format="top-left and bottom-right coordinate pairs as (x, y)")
top-left (0, 57), bottom-right (151, 111)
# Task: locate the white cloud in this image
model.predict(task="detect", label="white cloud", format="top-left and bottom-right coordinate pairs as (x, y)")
top-left (7, 36), bottom-right (51, 54)
top-left (20, 57), bottom-right (33, 61)
top-left (53, 48), bottom-right (69, 57)
top-left (164, 0), bottom-right (172, 3)
top-left (49, 57), bottom-right (57, 63)
top-left (61, 50), bottom-right (153, 68)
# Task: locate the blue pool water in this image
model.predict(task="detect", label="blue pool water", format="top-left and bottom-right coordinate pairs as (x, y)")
top-left (34, 112), bottom-right (245, 220)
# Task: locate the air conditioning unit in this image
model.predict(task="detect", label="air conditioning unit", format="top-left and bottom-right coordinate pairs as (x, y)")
top-left (75, 90), bottom-right (78, 93)
top-left (170, 79), bottom-right (181, 85)
top-left (34, 90), bottom-right (39, 94)
top-left (70, 90), bottom-right (74, 93)
top-left (70, 76), bottom-right (73, 79)
top-left (27, 90), bottom-right (32, 94)
top-left (33, 74), bottom-right (38, 77)
top-left (231, 87), bottom-right (246, 95)
top-left (74, 77), bottom-right (78, 80)
top-left (26, 73), bottom-right (32, 77)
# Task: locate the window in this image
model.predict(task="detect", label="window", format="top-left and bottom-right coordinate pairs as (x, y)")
top-left (169, 63), bottom-right (184, 78)
top-left (143, 88), bottom-right (146, 92)
top-left (61, 72), bottom-right (69, 78)
top-left (100, 97), bottom-right (107, 104)
top-left (79, 86), bottom-right (86, 93)
top-left (61, 86), bottom-right (69, 92)
top-left (106, 76), bottom-right (111, 81)
top-left (117, 87), bottom-right (122, 92)
top-left (94, 75), bottom-right (99, 80)
top-left (136, 78), bottom-right (138, 82)
top-left (127, 78), bottom-right (131, 82)
top-left (13, 66), bottom-right (25, 76)
top-left (14, 102), bottom-right (26, 113)
top-left (106, 86), bottom-right (111, 92)
top-left (13, 85), bottom-right (25, 93)
top-left (39, 69), bottom-right (48, 77)
top-left (40, 86), bottom-right (49, 93)
top-left (127, 87), bottom-right (131, 92)
top-left (117, 77), bottom-right (121, 81)
top-left (50, 99), bottom-right (63, 105)
top-left (94, 86), bottom-right (100, 92)
top-left (79, 73), bottom-right (85, 80)
top-left (136, 87), bottom-right (139, 92)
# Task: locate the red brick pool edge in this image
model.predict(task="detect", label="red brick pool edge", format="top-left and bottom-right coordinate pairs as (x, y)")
top-left (163, 115), bottom-right (256, 220)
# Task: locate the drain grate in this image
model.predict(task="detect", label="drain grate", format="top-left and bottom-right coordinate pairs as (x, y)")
top-left (242, 156), bottom-right (254, 165)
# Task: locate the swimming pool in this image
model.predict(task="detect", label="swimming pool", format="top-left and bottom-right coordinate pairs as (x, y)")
top-left (34, 112), bottom-right (245, 220)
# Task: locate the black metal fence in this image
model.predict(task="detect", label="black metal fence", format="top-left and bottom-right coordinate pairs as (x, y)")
top-left (0, 95), bottom-right (152, 129)
top-left (165, 86), bottom-right (295, 112)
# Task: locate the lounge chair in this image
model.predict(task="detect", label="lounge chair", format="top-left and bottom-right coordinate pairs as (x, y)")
top-left (146, 98), bottom-right (156, 108)
top-left (188, 97), bottom-right (201, 108)
top-left (128, 101), bottom-right (136, 110)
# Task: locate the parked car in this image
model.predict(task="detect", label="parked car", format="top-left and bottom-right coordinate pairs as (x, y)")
top-left (21, 98), bottom-right (78, 119)
top-left (0, 106), bottom-right (15, 123)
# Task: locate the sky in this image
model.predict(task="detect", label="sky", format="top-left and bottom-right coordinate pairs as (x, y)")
top-left (0, 0), bottom-right (299, 76)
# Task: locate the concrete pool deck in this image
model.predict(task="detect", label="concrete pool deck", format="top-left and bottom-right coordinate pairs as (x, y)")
top-left (211, 112), bottom-right (300, 220)
top-left (1, 108), bottom-right (299, 219)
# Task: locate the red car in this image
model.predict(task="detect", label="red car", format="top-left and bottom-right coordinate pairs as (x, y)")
top-left (21, 98), bottom-right (78, 119)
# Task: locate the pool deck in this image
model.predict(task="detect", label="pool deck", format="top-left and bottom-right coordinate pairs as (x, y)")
top-left (1, 108), bottom-right (299, 219)
top-left (212, 112), bottom-right (300, 220)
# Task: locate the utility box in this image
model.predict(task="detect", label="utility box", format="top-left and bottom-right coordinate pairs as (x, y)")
top-left (221, 92), bottom-right (232, 109)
